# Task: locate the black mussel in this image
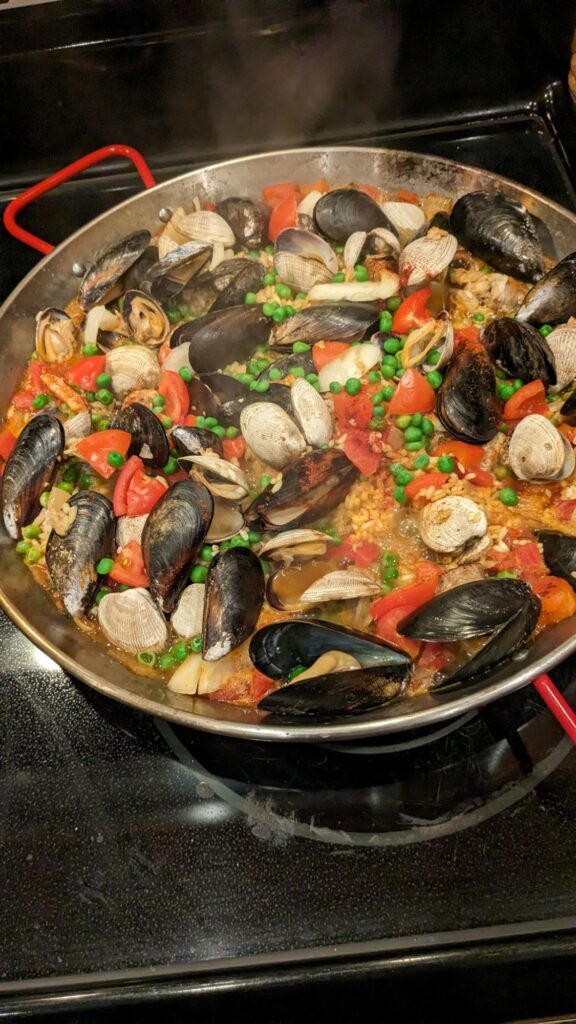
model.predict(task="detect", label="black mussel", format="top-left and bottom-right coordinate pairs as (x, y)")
top-left (142, 480), bottom-right (213, 613)
top-left (413, 210), bottom-right (451, 241)
top-left (256, 351), bottom-right (316, 381)
top-left (258, 665), bottom-right (407, 718)
top-left (198, 371), bottom-right (247, 404)
top-left (211, 261), bottom-right (265, 311)
top-left (202, 547), bottom-right (264, 661)
top-left (171, 425), bottom-right (224, 459)
top-left (248, 449), bottom-right (359, 529)
top-left (536, 530), bottom-right (576, 592)
top-left (122, 290), bottom-right (170, 346)
top-left (141, 241), bottom-right (212, 304)
top-left (270, 303), bottom-right (378, 348)
top-left (450, 191), bottom-right (544, 283)
top-left (188, 376), bottom-right (221, 419)
top-left (436, 343), bottom-right (500, 444)
top-left (516, 252), bottom-right (576, 325)
top-left (111, 402), bottom-right (169, 468)
top-left (483, 317), bottom-right (556, 386)
top-left (1, 415), bottom-right (64, 540)
top-left (217, 383), bottom-right (294, 427)
top-left (560, 391), bottom-right (576, 425)
top-left (215, 197), bottom-right (269, 249)
top-left (250, 619), bottom-right (411, 679)
top-left (78, 230), bottom-right (151, 310)
top-left (399, 578), bottom-right (539, 684)
top-left (170, 306), bottom-right (270, 373)
top-left (532, 214), bottom-right (557, 261)
top-left (123, 246), bottom-right (160, 293)
top-left (314, 188), bottom-right (393, 242)
top-left (185, 258), bottom-right (259, 314)
top-left (45, 492), bottom-right (115, 617)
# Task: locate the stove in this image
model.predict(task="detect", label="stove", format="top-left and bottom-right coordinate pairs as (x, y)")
top-left (1, 3), bottom-right (576, 1020)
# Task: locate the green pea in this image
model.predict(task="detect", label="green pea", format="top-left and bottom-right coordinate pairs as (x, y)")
top-left (95, 372), bottom-right (111, 388)
top-left (244, 292), bottom-right (258, 304)
top-left (386, 296), bottom-right (401, 312)
top-left (250, 379), bottom-right (270, 393)
top-left (22, 524), bottom-right (40, 539)
top-left (16, 540), bottom-right (30, 554)
top-left (248, 530), bottom-right (262, 544)
top-left (437, 455), bottom-right (455, 473)
top-left (292, 341), bottom-right (311, 353)
top-left (236, 373), bottom-right (254, 385)
top-left (163, 456), bottom-right (179, 475)
top-left (345, 378), bottom-right (361, 396)
top-left (372, 405), bottom-right (385, 418)
top-left (379, 582), bottom-right (393, 596)
top-left (276, 283), bottom-right (292, 299)
top-left (413, 453), bottom-right (430, 470)
top-left (225, 426), bottom-right (239, 439)
top-left (404, 426), bottom-right (423, 443)
top-left (405, 439), bottom-right (424, 451)
top-left (272, 307), bottom-right (286, 323)
top-left (195, 416), bottom-right (207, 428)
top-left (498, 486), bottom-right (518, 506)
top-left (288, 367), bottom-right (305, 377)
top-left (379, 311), bottom-right (393, 332)
top-left (367, 370), bottom-right (382, 383)
top-left (421, 418), bottom-right (435, 436)
top-left (269, 367), bottom-right (283, 381)
top-left (396, 414), bottom-right (412, 430)
top-left (329, 381), bottom-right (342, 394)
top-left (262, 272), bottom-right (276, 286)
top-left (513, 379), bottom-right (523, 391)
top-left (58, 481), bottom-right (74, 493)
top-left (389, 462), bottom-right (403, 475)
top-left (426, 350), bottom-right (441, 366)
top-left (84, 391), bottom-right (96, 403)
top-left (354, 265), bottom-right (368, 282)
top-left (496, 570), bottom-right (518, 579)
top-left (426, 370), bottom-right (443, 390)
top-left (190, 564), bottom-right (208, 583)
top-left (229, 535), bottom-right (250, 548)
top-left (96, 388), bottom-right (114, 406)
top-left (305, 373), bottom-right (319, 384)
top-left (171, 642), bottom-right (189, 662)
top-left (152, 395), bottom-right (166, 408)
top-left (472, 312), bottom-right (485, 323)
top-left (371, 390), bottom-right (385, 405)
top-left (158, 652), bottom-right (176, 671)
top-left (381, 365), bottom-right (395, 380)
top-left (539, 324), bottom-right (553, 337)
top-left (382, 565), bottom-right (399, 581)
top-left (97, 419), bottom-right (111, 431)
top-left (393, 485), bottom-right (407, 503)
top-left (262, 302), bottom-right (276, 317)
top-left (189, 635), bottom-right (203, 654)
top-left (179, 367), bottom-right (193, 382)
top-left (107, 450), bottom-right (125, 468)
top-left (137, 651), bottom-right (157, 666)
top-left (383, 337), bottom-right (400, 354)
top-left (167, 308), bottom-right (182, 324)
top-left (498, 383), bottom-right (515, 401)
top-left (395, 468), bottom-right (414, 486)
top-left (79, 474), bottom-right (92, 489)
top-left (212, 424), bottom-right (226, 439)
top-left (39, 491), bottom-right (51, 508)
top-left (382, 385), bottom-right (395, 401)
top-left (411, 412), bottom-right (423, 427)
top-left (82, 343), bottom-right (100, 357)
top-left (332, 271), bottom-right (345, 283)
top-left (295, 292), bottom-right (307, 300)
top-left (96, 557), bottom-right (114, 575)
top-left (260, 474), bottom-right (272, 489)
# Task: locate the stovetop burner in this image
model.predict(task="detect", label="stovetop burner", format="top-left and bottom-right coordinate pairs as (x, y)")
top-left (157, 663), bottom-right (576, 846)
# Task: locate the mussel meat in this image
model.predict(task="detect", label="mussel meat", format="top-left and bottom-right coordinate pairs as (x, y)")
top-left (78, 230), bottom-right (151, 310)
top-left (1, 415), bottom-right (64, 539)
top-left (142, 479), bottom-right (213, 613)
top-left (248, 449), bottom-right (359, 529)
top-left (450, 191), bottom-right (545, 283)
top-left (35, 308), bottom-right (79, 363)
top-left (436, 342), bottom-right (500, 443)
top-left (516, 251), bottom-right (576, 325)
top-left (211, 260), bottom-right (265, 311)
top-left (202, 547), bottom-right (264, 660)
top-left (536, 529), bottom-right (576, 591)
top-left (123, 291), bottom-right (170, 346)
top-left (111, 402), bottom-right (170, 468)
top-left (313, 188), bottom-right (392, 241)
top-left (399, 578), bottom-right (539, 683)
top-left (483, 317), bottom-right (556, 387)
top-left (215, 197), bottom-right (269, 249)
top-left (45, 492), bottom-right (115, 617)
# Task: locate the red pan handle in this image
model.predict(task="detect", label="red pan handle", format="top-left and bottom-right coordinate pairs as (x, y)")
top-left (3, 144), bottom-right (157, 256)
top-left (532, 673), bottom-right (576, 743)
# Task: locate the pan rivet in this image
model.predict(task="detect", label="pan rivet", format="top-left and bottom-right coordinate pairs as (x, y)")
top-left (158, 207), bottom-right (173, 223)
top-left (72, 262), bottom-right (86, 277)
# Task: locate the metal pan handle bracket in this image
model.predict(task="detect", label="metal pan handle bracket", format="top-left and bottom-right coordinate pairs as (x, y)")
top-left (3, 144), bottom-right (157, 255)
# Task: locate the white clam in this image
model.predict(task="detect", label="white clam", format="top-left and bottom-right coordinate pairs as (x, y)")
top-left (307, 272), bottom-right (399, 304)
top-left (63, 410), bottom-right (92, 443)
top-left (182, 453), bottom-right (250, 502)
top-left (206, 500), bottom-right (245, 542)
top-left (170, 208), bottom-right (235, 248)
top-left (273, 251), bottom-right (332, 292)
top-left (420, 496), bottom-right (488, 554)
top-left (116, 514), bottom-right (148, 548)
top-left (546, 327), bottom-right (576, 392)
top-left (240, 403), bottom-right (306, 470)
top-left (171, 584), bottom-right (206, 639)
top-left (290, 378), bottom-right (333, 447)
top-left (98, 588), bottom-right (167, 653)
top-left (295, 651), bottom-right (362, 681)
top-left (275, 227), bottom-right (338, 273)
top-left (106, 345), bottom-right (160, 399)
top-left (344, 228), bottom-right (400, 269)
top-left (380, 201), bottom-right (426, 242)
top-left (399, 232), bottom-right (458, 288)
top-left (259, 529), bottom-right (329, 562)
top-left (317, 342), bottom-right (380, 392)
top-left (508, 414), bottom-right (575, 481)
top-left (401, 319), bottom-right (454, 370)
top-left (298, 569), bottom-right (381, 606)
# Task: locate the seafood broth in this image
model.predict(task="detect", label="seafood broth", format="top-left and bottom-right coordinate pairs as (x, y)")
top-left (3, 176), bottom-right (576, 719)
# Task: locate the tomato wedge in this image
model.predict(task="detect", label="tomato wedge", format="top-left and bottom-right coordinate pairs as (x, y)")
top-left (109, 540), bottom-right (150, 588)
top-left (300, 180), bottom-right (328, 196)
top-left (404, 472), bottom-right (449, 503)
top-left (65, 355), bottom-right (106, 391)
top-left (159, 371), bottom-right (189, 425)
top-left (76, 429), bottom-right (132, 479)
top-left (338, 537), bottom-right (381, 567)
top-left (268, 194), bottom-right (298, 243)
top-left (11, 390), bottom-right (35, 410)
top-left (262, 182), bottom-right (299, 207)
top-left (391, 287), bottom-right (432, 335)
top-left (488, 541), bottom-right (547, 580)
top-left (504, 380), bottom-right (548, 420)
top-left (374, 605), bottom-right (421, 658)
top-left (332, 389), bottom-right (374, 431)
top-left (454, 326), bottom-right (481, 346)
top-left (370, 573), bottom-right (439, 622)
top-left (343, 430), bottom-right (380, 475)
top-left (387, 368), bottom-right (436, 416)
top-left (311, 341), bottom-right (350, 371)
top-left (28, 359), bottom-right (50, 394)
top-left (552, 497), bottom-right (576, 522)
top-left (223, 436), bottom-right (246, 461)
top-left (357, 184), bottom-right (380, 201)
top-left (113, 454), bottom-right (168, 516)
top-left (396, 189), bottom-right (420, 204)
top-left (0, 428), bottom-right (16, 462)
top-left (530, 576), bottom-right (576, 627)
top-left (432, 440), bottom-right (485, 469)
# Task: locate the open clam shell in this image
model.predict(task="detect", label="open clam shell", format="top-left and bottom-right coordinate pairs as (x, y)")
top-left (273, 251), bottom-right (332, 292)
top-left (240, 402), bottom-right (306, 470)
top-left (98, 588), bottom-right (167, 653)
top-left (399, 231), bottom-right (458, 288)
top-left (275, 227), bottom-right (338, 273)
top-left (106, 345), bottom-right (160, 399)
top-left (419, 496), bottom-right (488, 554)
top-left (508, 414), bottom-right (575, 481)
top-left (546, 326), bottom-right (576, 392)
top-left (380, 201), bottom-right (426, 243)
top-left (171, 583), bottom-right (206, 639)
top-left (290, 378), bottom-right (333, 447)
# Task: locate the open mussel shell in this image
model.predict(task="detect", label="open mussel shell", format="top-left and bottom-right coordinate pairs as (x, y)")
top-left (35, 308), bottom-right (79, 363)
top-left (141, 240), bottom-right (213, 303)
top-left (142, 479), bottom-right (213, 614)
top-left (123, 246), bottom-right (159, 293)
top-left (111, 402), bottom-right (169, 468)
top-left (202, 547), bottom-right (264, 661)
top-left (516, 251), bottom-right (576, 325)
top-left (270, 303), bottom-right (378, 348)
top-left (123, 291), bottom-right (170, 346)
top-left (446, 594), bottom-right (539, 684)
top-left (171, 425), bottom-right (224, 459)
top-left (483, 318), bottom-right (556, 387)
top-left (186, 376), bottom-right (221, 419)
top-left (1, 415), bottom-right (64, 539)
top-left (211, 261), bottom-right (265, 311)
top-left (413, 210), bottom-right (451, 241)
top-left (205, 500), bottom-right (244, 542)
top-left (215, 196), bottom-right (269, 249)
top-left (256, 351), bottom-right (315, 381)
top-left (45, 492), bottom-right (115, 617)
top-left (313, 188), bottom-right (392, 241)
top-left (250, 618), bottom-right (411, 678)
top-left (98, 588), bottom-right (167, 653)
top-left (536, 529), bottom-right (576, 591)
top-left (217, 382), bottom-right (294, 428)
top-left (257, 665), bottom-right (407, 718)
top-left (436, 343), bottom-right (500, 444)
top-left (171, 305), bottom-right (270, 373)
top-left (450, 191), bottom-right (544, 283)
top-left (266, 559), bottom-right (335, 612)
top-left (400, 578), bottom-right (534, 642)
top-left (78, 230), bottom-right (151, 311)
top-left (248, 449), bottom-right (359, 530)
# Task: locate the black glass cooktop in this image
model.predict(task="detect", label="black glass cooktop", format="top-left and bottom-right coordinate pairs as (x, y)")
top-left (2, 79), bottom-right (576, 1022)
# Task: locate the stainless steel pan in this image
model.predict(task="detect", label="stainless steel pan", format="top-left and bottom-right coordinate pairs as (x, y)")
top-left (2, 144), bottom-right (576, 742)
